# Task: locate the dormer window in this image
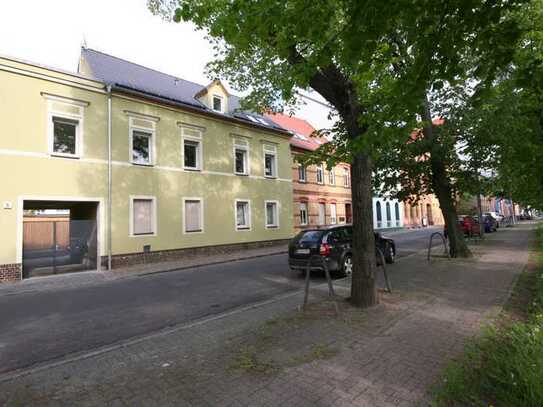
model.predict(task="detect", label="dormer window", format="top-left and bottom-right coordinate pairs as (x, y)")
top-left (212, 95), bottom-right (223, 112)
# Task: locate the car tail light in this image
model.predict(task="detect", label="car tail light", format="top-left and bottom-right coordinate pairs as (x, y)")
top-left (319, 243), bottom-right (330, 257)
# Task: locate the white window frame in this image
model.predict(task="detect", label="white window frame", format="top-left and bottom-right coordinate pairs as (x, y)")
top-left (344, 167), bottom-right (351, 188)
top-left (235, 199), bottom-right (252, 231)
top-left (181, 126), bottom-right (203, 171)
top-left (129, 116), bottom-right (156, 166)
top-left (263, 144), bottom-right (278, 178)
top-left (129, 195), bottom-right (157, 237)
top-left (46, 98), bottom-right (85, 159)
top-left (329, 168), bottom-right (336, 185)
top-left (212, 94), bottom-right (224, 113)
top-left (318, 202), bottom-right (326, 225)
top-left (316, 164), bottom-right (324, 184)
top-left (298, 164), bottom-right (306, 183)
top-left (233, 139), bottom-right (250, 175)
top-left (330, 203), bottom-right (337, 225)
top-left (299, 202), bottom-right (308, 226)
top-left (264, 200), bottom-right (280, 229)
top-left (182, 197), bottom-right (204, 234)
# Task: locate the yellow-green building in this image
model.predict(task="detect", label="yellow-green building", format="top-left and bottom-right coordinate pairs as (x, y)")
top-left (0, 48), bottom-right (294, 283)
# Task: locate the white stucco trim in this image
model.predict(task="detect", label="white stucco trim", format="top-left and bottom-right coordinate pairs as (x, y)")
top-left (0, 149), bottom-right (292, 182)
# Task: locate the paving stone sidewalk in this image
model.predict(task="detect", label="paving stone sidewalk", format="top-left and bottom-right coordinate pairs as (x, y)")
top-left (0, 243), bottom-right (287, 296)
top-left (0, 224), bottom-right (535, 407)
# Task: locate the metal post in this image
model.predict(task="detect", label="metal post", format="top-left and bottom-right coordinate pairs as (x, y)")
top-left (303, 258), bottom-right (311, 309)
top-left (322, 259), bottom-right (340, 316)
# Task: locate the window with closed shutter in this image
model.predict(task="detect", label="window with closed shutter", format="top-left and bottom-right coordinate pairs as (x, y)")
top-left (184, 200), bottom-right (202, 232)
top-left (133, 199), bottom-right (154, 235)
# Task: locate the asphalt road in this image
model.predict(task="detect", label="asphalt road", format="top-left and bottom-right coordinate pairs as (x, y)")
top-left (0, 226), bottom-right (442, 374)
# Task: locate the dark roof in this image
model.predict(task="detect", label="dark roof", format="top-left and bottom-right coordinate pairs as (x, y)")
top-left (80, 48), bottom-right (285, 133)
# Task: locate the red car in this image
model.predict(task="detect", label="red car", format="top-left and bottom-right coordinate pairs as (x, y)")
top-left (444, 215), bottom-right (481, 238)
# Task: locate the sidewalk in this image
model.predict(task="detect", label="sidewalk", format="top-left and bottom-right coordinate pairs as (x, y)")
top-left (0, 243), bottom-right (288, 296)
top-left (0, 224), bottom-right (535, 407)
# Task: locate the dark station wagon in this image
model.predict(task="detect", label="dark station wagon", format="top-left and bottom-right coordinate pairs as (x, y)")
top-left (288, 225), bottom-right (396, 277)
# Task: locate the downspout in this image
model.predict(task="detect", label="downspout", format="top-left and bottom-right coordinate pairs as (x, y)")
top-left (107, 85), bottom-right (113, 270)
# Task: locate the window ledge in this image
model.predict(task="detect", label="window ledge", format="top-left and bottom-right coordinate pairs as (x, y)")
top-left (131, 162), bottom-right (155, 167)
top-left (266, 225), bottom-right (279, 229)
top-left (234, 172), bottom-right (249, 177)
top-left (50, 153), bottom-right (80, 160)
top-left (264, 175), bottom-right (278, 179)
top-left (236, 227), bottom-right (251, 231)
top-left (183, 167), bottom-right (202, 172)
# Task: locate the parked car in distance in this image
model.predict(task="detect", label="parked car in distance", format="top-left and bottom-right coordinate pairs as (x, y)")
top-left (288, 225), bottom-right (396, 277)
top-left (484, 211), bottom-right (504, 227)
top-left (444, 215), bottom-right (482, 239)
top-left (483, 214), bottom-right (498, 232)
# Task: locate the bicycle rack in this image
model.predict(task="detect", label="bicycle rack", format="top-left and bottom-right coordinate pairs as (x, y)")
top-left (302, 255), bottom-right (340, 316)
top-left (427, 232), bottom-right (450, 262)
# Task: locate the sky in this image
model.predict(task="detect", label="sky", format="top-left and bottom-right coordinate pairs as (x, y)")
top-left (0, 0), bottom-right (335, 129)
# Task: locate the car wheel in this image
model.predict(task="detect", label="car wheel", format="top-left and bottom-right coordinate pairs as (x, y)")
top-left (385, 243), bottom-right (395, 264)
top-left (341, 255), bottom-right (353, 277)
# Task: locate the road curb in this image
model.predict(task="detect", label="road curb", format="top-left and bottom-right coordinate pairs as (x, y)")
top-left (136, 250), bottom-right (288, 278)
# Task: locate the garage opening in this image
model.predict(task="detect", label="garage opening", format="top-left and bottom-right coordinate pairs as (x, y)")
top-left (22, 200), bottom-right (99, 279)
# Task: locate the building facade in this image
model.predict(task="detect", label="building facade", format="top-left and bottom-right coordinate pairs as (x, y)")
top-left (0, 48), bottom-right (294, 283)
top-left (267, 113), bottom-right (404, 232)
top-left (403, 196), bottom-right (444, 228)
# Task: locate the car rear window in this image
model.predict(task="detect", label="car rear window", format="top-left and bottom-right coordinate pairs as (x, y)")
top-left (295, 230), bottom-right (324, 244)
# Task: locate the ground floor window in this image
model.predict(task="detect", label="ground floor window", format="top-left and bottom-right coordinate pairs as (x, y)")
top-left (265, 201), bottom-right (279, 228)
top-left (184, 199), bottom-right (203, 233)
top-left (318, 203), bottom-right (326, 225)
top-left (330, 203), bottom-right (337, 224)
top-left (299, 202), bottom-right (308, 226)
top-left (236, 200), bottom-right (251, 230)
top-left (131, 197), bottom-right (156, 236)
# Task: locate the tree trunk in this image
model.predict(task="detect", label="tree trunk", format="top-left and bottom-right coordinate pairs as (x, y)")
top-left (350, 152), bottom-right (378, 307)
top-left (430, 156), bottom-right (472, 257)
top-left (423, 94), bottom-right (471, 258)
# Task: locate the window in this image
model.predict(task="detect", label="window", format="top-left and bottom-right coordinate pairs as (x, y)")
top-left (212, 95), bottom-right (223, 112)
top-left (45, 95), bottom-right (86, 158)
top-left (316, 165), bottom-right (324, 184)
top-left (52, 117), bottom-right (78, 156)
top-left (318, 203), bottom-right (326, 225)
top-left (376, 201), bottom-right (382, 228)
top-left (131, 197), bottom-right (156, 236)
top-left (345, 203), bottom-right (352, 223)
top-left (263, 144), bottom-right (277, 178)
top-left (182, 127), bottom-right (203, 171)
top-left (265, 201), bottom-right (279, 228)
top-left (329, 168), bottom-right (335, 185)
top-left (234, 139), bottom-right (249, 175)
top-left (184, 199), bottom-right (203, 233)
top-left (235, 200), bottom-right (251, 230)
top-left (298, 164), bottom-right (306, 182)
top-left (184, 140), bottom-right (200, 169)
top-left (132, 130), bottom-right (153, 165)
top-left (330, 203), bottom-right (337, 224)
top-left (299, 202), bottom-right (308, 226)
top-left (395, 202), bottom-right (400, 226)
top-left (344, 167), bottom-right (350, 187)
top-left (129, 116), bottom-right (157, 166)
top-left (386, 202), bottom-right (392, 227)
